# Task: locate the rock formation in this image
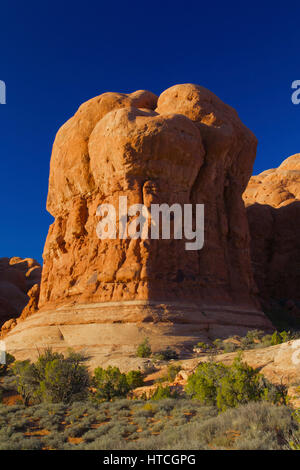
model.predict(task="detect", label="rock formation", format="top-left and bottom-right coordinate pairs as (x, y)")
top-left (243, 155), bottom-right (300, 317)
top-left (244, 153), bottom-right (300, 208)
top-left (0, 257), bottom-right (41, 331)
top-left (3, 84), bottom-right (272, 366)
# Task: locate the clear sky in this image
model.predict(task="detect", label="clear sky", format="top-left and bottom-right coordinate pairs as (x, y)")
top-left (0, 1), bottom-right (299, 264)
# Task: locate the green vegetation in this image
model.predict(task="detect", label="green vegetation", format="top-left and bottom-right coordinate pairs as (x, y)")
top-left (136, 338), bottom-right (152, 358)
top-left (196, 329), bottom-right (299, 355)
top-left (0, 334), bottom-right (299, 450)
top-left (153, 347), bottom-right (179, 361)
top-left (12, 349), bottom-right (90, 405)
top-left (92, 366), bottom-right (144, 401)
top-left (0, 399), bottom-right (298, 450)
top-left (167, 364), bottom-right (181, 382)
top-left (185, 355), bottom-right (287, 411)
top-left (136, 338), bottom-right (178, 361)
top-left (150, 385), bottom-right (178, 401)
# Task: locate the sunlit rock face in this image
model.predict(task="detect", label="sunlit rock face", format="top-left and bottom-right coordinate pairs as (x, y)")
top-left (4, 85), bottom-right (272, 368)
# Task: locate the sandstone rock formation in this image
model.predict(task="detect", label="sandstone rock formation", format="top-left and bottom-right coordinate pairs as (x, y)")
top-left (244, 153), bottom-right (300, 208)
top-left (243, 155), bottom-right (300, 315)
top-left (0, 257), bottom-right (41, 330)
top-left (4, 84), bottom-right (273, 366)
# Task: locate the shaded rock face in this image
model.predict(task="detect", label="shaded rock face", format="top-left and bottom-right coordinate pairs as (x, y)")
top-left (4, 84), bottom-right (272, 365)
top-left (0, 257), bottom-right (41, 329)
top-left (244, 155), bottom-right (300, 317)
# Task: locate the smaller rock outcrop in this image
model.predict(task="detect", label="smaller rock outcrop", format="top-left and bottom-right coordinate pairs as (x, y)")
top-left (244, 153), bottom-right (300, 208)
top-left (0, 257), bottom-right (41, 331)
top-left (243, 155), bottom-right (300, 319)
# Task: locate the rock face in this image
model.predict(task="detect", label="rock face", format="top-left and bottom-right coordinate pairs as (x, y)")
top-left (4, 84), bottom-right (272, 365)
top-left (244, 155), bottom-right (300, 310)
top-left (244, 153), bottom-right (300, 208)
top-left (0, 257), bottom-right (41, 330)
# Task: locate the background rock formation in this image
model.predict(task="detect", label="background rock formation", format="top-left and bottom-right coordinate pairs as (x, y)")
top-left (4, 84), bottom-right (272, 365)
top-left (244, 153), bottom-right (300, 208)
top-left (0, 257), bottom-right (41, 332)
top-left (243, 155), bottom-right (300, 326)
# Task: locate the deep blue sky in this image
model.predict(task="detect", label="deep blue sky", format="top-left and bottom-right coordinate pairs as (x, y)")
top-left (0, 1), bottom-right (299, 264)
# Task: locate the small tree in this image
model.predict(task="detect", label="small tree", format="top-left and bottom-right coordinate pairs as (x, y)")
top-left (185, 361), bottom-right (227, 406)
top-left (216, 356), bottom-right (263, 411)
top-left (150, 385), bottom-right (178, 400)
top-left (38, 351), bottom-right (90, 403)
top-left (271, 331), bottom-right (283, 346)
top-left (185, 355), bottom-right (286, 412)
top-left (136, 338), bottom-right (152, 358)
top-left (12, 349), bottom-right (90, 405)
top-left (93, 366), bottom-right (130, 401)
top-left (12, 360), bottom-right (38, 406)
top-left (126, 370), bottom-right (144, 389)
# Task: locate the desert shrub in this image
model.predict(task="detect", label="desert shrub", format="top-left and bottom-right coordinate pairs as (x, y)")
top-left (212, 339), bottom-right (222, 349)
top-left (12, 360), bottom-right (38, 405)
top-left (157, 346), bottom-right (178, 361)
top-left (154, 347), bottom-right (179, 361)
top-left (185, 361), bottom-right (227, 406)
top-left (194, 342), bottom-right (212, 351)
top-left (126, 370), bottom-right (144, 389)
top-left (239, 330), bottom-right (264, 349)
top-left (185, 355), bottom-right (287, 411)
top-left (150, 385), bottom-right (178, 401)
top-left (271, 330), bottom-right (283, 345)
top-left (93, 367), bottom-right (145, 401)
top-left (223, 342), bottom-right (239, 353)
top-left (167, 364), bottom-right (181, 382)
top-left (215, 356), bottom-right (286, 411)
top-left (12, 349), bottom-right (90, 405)
top-left (196, 401), bottom-right (297, 450)
top-left (93, 366), bottom-right (130, 401)
top-left (38, 351), bottom-right (90, 403)
top-left (267, 330), bottom-right (293, 346)
top-left (136, 338), bottom-right (152, 358)
top-left (261, 334), bottom-right (273, 347)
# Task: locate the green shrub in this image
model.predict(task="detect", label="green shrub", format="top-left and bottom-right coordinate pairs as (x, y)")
top-left (223, 342), bottom-right (239, 353)
top-left (271, 331), bottom-right (283, 345)
top-left (213, 339), bottom-right (222, 349)
top-left (195, 342), bottom-right (211, 350)
top-left (136, 338), bottom-right (152, 358)
top-left (185, 355), bottom-right (287, 412)
top-left (215, 357), bottom-right (274, 412)
top-left (185, 361), bottom-right (228, 406)
top-left (167, 364), bottom-right (181, 382)
top-left (12, 349), bottom-right (90, 405)
top-left (150, 385), bottom-right (178, 401)
top-left (270, 330), bottom-right (293, 346)
top-left (126, 370), bottom-right (144, 389)
top-left (154, 347), bottom-right (179, 361)
top-left (93, 366), bottom-right (130, 401)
